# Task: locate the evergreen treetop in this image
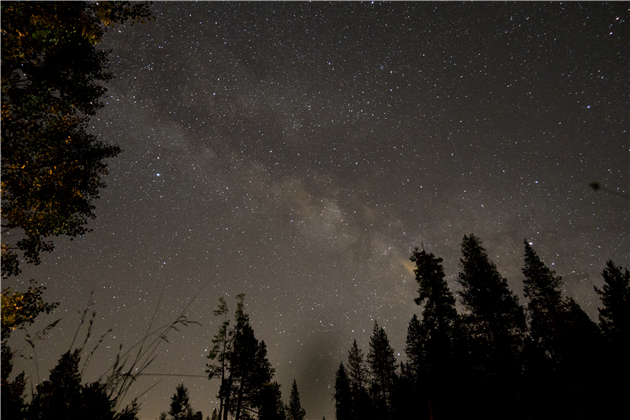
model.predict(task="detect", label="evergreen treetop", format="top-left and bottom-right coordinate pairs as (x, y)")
top-left (285, 380), bottom-right (306, 420)
top-left (457, 234), bottom-right (525, 367)
top-left (595, 260), bottom-right (630, 346)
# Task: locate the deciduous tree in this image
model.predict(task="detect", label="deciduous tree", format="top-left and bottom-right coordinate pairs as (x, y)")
top-left (1, 1), bottom-right (152, 277)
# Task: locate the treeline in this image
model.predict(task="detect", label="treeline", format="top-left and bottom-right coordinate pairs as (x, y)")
top-left (333, 235), bottom-right (629, 420)
top-left (2, 235), bottom-right (627, 419)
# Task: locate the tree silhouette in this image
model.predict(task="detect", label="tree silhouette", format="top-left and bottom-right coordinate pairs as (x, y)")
top-left (259, 381), bottom-right (286, 420)
top-left (27, 349), bottom-right (139, 420)
top-left (285, 380), bottom-right (306, 420)
top-left (367, 321), bottom-right (397, 418)
top-left (410, 248), bottom-right (460, 373)
top-left (158, 383), bottom-right (202, 420)
top-left (595, 260), bottom-right (630, 348)
top-left (333, 363), bottom-right (352, 420)
top-left (594, 260), bottom-right (629, 419)
top-left (1, 1), bottom-right (152, 277)
top-left (522, 240), bottom-right (565, 368)
top-left (206, 294), bottom-right (274, 420)
top-left (206, 297), bottom-right (232, 420)
top-left (457, 234), bottom-right (526, 370)
top-left (457, 234), bottom-right (527, 420)
top-left (346, 339), bottom-right (369, 418)
top-left (1, 342), bottom-right (26, 419)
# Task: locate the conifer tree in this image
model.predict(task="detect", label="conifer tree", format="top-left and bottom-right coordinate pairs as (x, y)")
top-left (595, 260), bottom-right (630, 348)
top-left (259, 382), bottom-right (286, 420)
top-left (404, 314), bottom-right (424, 380)
top-left (206, 297), bottom-right (232, 420)
top-left (522, 240), bottom-right (565, 364)
top-left (592, 260), bottom-right (630, 419)
top-left (206, 294), bottom-right (274, 420)
top-left (27, 349), bottom-right (139, 419)
top-left (410, 248), bottom-right (460, 372)
top-left (367, 321), bottom-right (397, 417)
top-left (457, 234), bottom-right (526, 369)
top-left (160, 383), bottom-right (202, 420)
top-left (285, 380), bottom-right (306, 420)
top-left (334, 362), bottom-right (352, 420)
top-left (346, 339), bottom-right (369, 419)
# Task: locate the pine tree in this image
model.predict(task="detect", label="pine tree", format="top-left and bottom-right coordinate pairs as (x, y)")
top-left (595, 260), bottom-right (630, 348)
top-left (259, 382), bottom-right (286, 420)
top-left (168, 384), bottom-right (191, 419)
top-left (410, 248), bottom-right (460, 373)
top-left (457, 234), bottom-right (526, 369)
top-left (206, 294), bottom-right (274, 420)
top-left (285, 380), bottom-right (306, 420)
top-left (334, 363), bottom-right (352, 420)
top-left (206, 297), bottom-right (232, 420)
top-left (27, 349), bottom-right (139, 419)
top-left (404, 314), bottom-right (424, 380)
top-left (345, 339), bottom-right (370, 419)
top-left (389, 362), bottom-right (418, 419)
top-left (522, 240), bottom-right (565, 363)
top-left (161, 383), bottom-right (202, 420)
top-left (594, 261), bottom-right (629, 419)
top-left (367, 321), bottom-right (397, 417)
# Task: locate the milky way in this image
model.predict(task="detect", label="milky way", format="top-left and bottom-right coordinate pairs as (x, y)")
top-left (8, 3), bottom-right (628, 419)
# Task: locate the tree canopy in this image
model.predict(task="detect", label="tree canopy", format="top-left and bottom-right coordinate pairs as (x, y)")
top-left (1, 1), bottom-right (152, 278)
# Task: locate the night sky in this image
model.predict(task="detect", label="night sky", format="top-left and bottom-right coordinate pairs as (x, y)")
top-left (7, 2), bottom-right (629, 419)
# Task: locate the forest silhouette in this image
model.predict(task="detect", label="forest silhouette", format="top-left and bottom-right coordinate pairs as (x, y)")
top-left (332, 236), bottom-right (629, 420)
top-left (3, 235), bottom-right (628, 419)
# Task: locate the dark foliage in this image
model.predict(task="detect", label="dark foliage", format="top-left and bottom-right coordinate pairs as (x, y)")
top-left (333, 235), bottom-right (626, 420)
top-left (27, 350), bottom-right (139, 420)
top-left (1, 342), bottom-right (27, 419)
top-left (595, 260), bottom-right (630, 348)
top-left (407, 248), bottom-right (464, 419)
top-left (259, 381), bottom-right (286, 420)
top-left (206, 294), bottom-right (275, 420)
top-left (285, 379), bottom-right (306, 420)
top-left (334, 363), bottom-right (352, 420)
top-left (366, 321), bottom-right (397, 420)
top-left (457, 234), bottom-right (526, 372)
top-left (1, 1), bottom-right (152, 277)
top-left (1, 282), bottom-right (58, 340)
top-left (158, 383), bottom-right (202, 420)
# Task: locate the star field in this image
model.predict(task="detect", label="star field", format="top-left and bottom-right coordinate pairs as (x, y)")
top-left (7, 3), bottom-right (628, 419)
